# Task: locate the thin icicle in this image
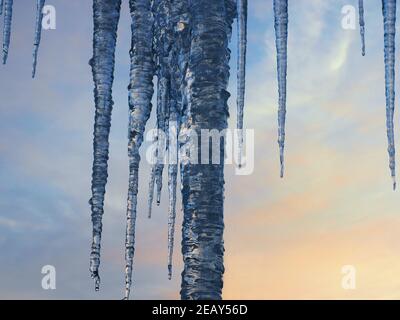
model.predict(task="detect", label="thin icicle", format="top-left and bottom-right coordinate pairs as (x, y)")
top-left (89, 0), bottom-right (122, 292)
top-left (0, 0), bottom-right (3, 16)
top-left (147, 129), bottom-right (158, 219)
top-left (166, 0), bottom-right (189, 280)
top-left (152, 0), bottom-right (171, 207)
top-left (167, 60), bottom-right (179, 281)
top-left (382, 0), bottom-right (396, 189)
top-left (236, 0), bottom-right (247, 168)
top-left (273, 0), bottom-right (288, 178)
top-left (32, 0), bottom-right (46, 78)
top-left (2, 0), bottom-right (13, 64)
top-left (124, 0), bottom-right (155, 300)
top-left (359, 0), bottom-right (366, 56)
top-left (147, 79), bottom-right (167, 217)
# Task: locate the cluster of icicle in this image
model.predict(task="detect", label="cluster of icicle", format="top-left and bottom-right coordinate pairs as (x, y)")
top-left (88, 0), bottom-right (247, 299)
top-left (1, 0), bottom-right (45, 77)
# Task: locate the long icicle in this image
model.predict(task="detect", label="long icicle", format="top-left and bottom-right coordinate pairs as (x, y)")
top-left (147, 80), bottom-right (167, 217)
top-left (0, 0), bottom-right (3, 16)
top-left (89, 0), bottom-right (121, 292)
top-left (147, 0), bottom-right (170, 216)
top-left (273, 0), bottom-right (288, 178)
top-left (124, 0), bottom-right (155, 300)
top-left (2, 0), bottom-right (13, 64)
top-left (32, 0), bottom-right (46, 78)
top-left (155, 75), bottom-right (169, 205)
top-left (359, 0), bottom-right (366, 56)
top-left (236, 0), bottom-right (247, 168)
top-left (382, 0), bottom-right (396, 190)
top-left (167, 0), bottom-right (189, 280)
top-left (147, 129), bottom-right (158, 218)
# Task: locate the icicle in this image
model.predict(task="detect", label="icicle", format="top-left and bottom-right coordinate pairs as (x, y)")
top-left (382, 0), bottom-right (396, 190)
top-left (166, 58), bottom-right (179, 281)
top-left (124, 0), bottom-right (155, 300)
top-left (180, 0), bottom-right (235, 300)
top-left (236, 0), bottom-right (247, 168)
top-left (167, 155), bottom-right (178, 280)
top-left (148, 0), bottom-right (171, 211)
top-left (146, 81), bottom-right (167, 217)
top-left (167, 103), bottom-right (178, 279)
top-left (359, 0), bottom-right (366, 56)
top-left (2, 0), bottom-right (13, 64)
top-left (89, 0), bottom-right (122, 292)
top-left (0, 0), bottom-right (3, 16)
top-left (273, 0), bottom-right (288, 178)
top-left (32, 0), bottom-right (46, 78)
top-left (147, 130), bottom-right (158, 219)
top-left (155, 76), bottom-right (169, 206)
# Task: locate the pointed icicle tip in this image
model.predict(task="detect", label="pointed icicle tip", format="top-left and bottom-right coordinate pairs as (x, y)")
top-left (148, 166), bottom-right (156, 218)
top-left (392, 176), bottom-right (396, 190)
top-left (155, 166), bottom-right (163, 206)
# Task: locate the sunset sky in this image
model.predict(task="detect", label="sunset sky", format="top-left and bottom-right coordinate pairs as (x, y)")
top-left (1, 0), bottom-right (400, 299)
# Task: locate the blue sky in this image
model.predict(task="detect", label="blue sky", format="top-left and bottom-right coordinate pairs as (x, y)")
top-left (1, 0), bottom-right (400, 299)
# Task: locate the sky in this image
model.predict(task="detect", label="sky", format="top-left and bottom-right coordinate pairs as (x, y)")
top-left (1, 0), bottom-right (400, 299)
